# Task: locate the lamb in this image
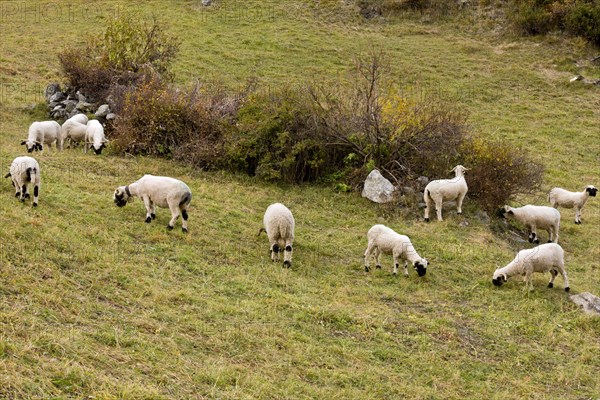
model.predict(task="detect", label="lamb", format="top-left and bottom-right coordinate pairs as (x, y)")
top-left (21, 120), bottom-right (61, 152)
top-left (548, 185), bottom-right (597, 224)
top-left (424, 165), bottom-right (469, 222)
top-left (364, 224), bottom-right (428, 277)
top-left (499, 204), bottom-right (560, 244)
top-left (61, 114), bottom-right (89, 148)
top-left (258, 203), bottom-right (295, 268)
top-left (113, 175), bottom-right (192, 232)
top-left (4, 156), bottom-right (41, 206)
top-left (492, 243), bottom-right (569, 292)
top-left (85, 120), bottom-right (108, 155)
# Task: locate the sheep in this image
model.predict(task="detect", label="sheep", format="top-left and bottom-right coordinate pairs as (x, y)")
top-left (21, 120), bottom-right (61, 152)
top-left (424, 165), bottom-right (469, 222)
top-left (499, 204), bottom-right (560, 244)
top-left (548, 185), bottom-right (597, 224)
top-left (258, 203), bottom-right (295, 268)
top-left (492, 243), bottom-right (569, 292)
top-left (113, 175), bottom-right (192, 232)
top-left (61, 114), bottom-right (89, 148)
top-left (85, 120), bottom-right (108, 155)
top-left (4, 156), bottom-right (41, 206)
top-left (364, 224), bottom-right (428, 277)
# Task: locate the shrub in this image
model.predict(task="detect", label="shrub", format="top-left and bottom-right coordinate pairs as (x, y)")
top-left (109, 73), bottom-right (228, 170)
top-left (564, 2), bottom-right (600, 45)
top-left (58, 14), bottom-right (179, 101)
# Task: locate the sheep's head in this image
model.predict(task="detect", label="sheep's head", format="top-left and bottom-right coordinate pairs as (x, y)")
top-left (92, 143), bottom-right (106, 155)
top-left (21, 140), bottom-right (41, 153)
top-left (113, 186), bottom-right (132, 207)
top-left (414, 259), bottom-right (428, 277)
top-left (492, 270), bottom-right (508, 286)
top-left (585, 185), bottom-right (597, 197)
top-left (451, 165), bottom-right (469, 177)
top-left (498, 205), bottom-right (513, 219)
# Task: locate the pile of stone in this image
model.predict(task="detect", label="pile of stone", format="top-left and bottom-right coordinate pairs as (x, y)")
top-left (45, 83), bottom-right (116, 123)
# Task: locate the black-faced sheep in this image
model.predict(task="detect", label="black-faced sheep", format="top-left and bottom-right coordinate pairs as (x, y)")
top-left (492, 243), bottom-right (569, 292)
top-left (499, 205), bottom-right (560, 244)
top-left (4, 156), bottom-right (41, 206)
top-left (364, 224), bottom-right (428, 277)
top-left (21, 121), bottom-right (61, 152)
top-left (85, 120), bottom-right (108, 155)
top-left (549, 185), bottom-right (597, 224)
top-left (61, 114), bottom-right (89, 149)
top-left (259, 203), bottom-right (295, 268)
top-left (424, 165), bottom-right (469, 222)
top-left (113, 175), bottom-right (192, 232)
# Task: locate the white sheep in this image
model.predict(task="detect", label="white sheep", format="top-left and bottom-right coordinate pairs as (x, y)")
top-left (549, 185), bottom-right (597, 224)
top-left (259, 203), bottom-right (295, 268)
top-left (85, 120), bottom-right (108, 155)
top-left (61, 114), bottom-right (89, 148)
top-left (364, 224), bottom-right (428, 277)
top-left (500, 204), bottom-right (560, 244)
top-left (492, 243), bottom-right (570, 292)
top-left (21, 121), bottom-right (61, 152)
top-left (4, 156), bottom-right (41, 206)
top-left (113, 175), bottom-right (192, 232)
top-left (424, 165), bottom-right (469, 222)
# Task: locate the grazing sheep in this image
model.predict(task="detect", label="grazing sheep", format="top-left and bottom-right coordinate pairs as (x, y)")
top-left (424, 165), bottom-right (469, 222)
top-left (499, 205), bottom-right (560, 244)
top-left (492, 243), bottom-right (569, 292)
top-left (61, 114), bottom-right (89, 148)
top-left (113, 175), bottom-right (192, 232)
top-left (85, 120), bottom-right (108, 155)
top-left (4, 156), bottom-right (41, 206)
top-left (364, 224), bottom-right (428, 277)
top-left (259, 203), bottom-right (295, 268)
top-left (21, 121), bottom-right (61, 152)
top-left (549, 185), bottom-right (597, 224)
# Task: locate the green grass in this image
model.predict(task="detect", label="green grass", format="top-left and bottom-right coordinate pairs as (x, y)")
top-left (1, 1), bottom-right (599, 399)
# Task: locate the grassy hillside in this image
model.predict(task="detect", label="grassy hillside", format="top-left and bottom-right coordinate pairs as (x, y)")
top-left (1, 1), bottom-right (599, 399)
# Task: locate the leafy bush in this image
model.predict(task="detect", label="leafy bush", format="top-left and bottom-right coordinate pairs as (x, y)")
top-left (509, 0), bottom-right (600, 45)
top-left (58, 14), bottom-right (179, 100)
top-left (109, 73), bottom-right (228, 170)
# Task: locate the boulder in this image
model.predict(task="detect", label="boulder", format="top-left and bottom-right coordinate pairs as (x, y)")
top-left (106, 113), bottom-right (117, 121)
top-left (76, 101), bottom-right (94, 112)
top-left (570, 292), bottom-right (600, 316)
top-left (416, 176), bottom-right (429, 189)
top-left (95, 104), bottom-right (110, 118)
top-left (49, 91), bottom-right (66, 103)
top-left (362, 169), bottom-right (395, 203)
top-left (45, 83), bottom-right (61, 102)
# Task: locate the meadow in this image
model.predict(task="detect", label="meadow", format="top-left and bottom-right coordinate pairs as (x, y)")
top-left (0, 1), bottom-right (599, 399)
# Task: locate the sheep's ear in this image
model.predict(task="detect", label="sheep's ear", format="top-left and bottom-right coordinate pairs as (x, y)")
top-left (21, 140), bottom-right (27, 145)
top-left (501, 274), bottom-right (507, 282)
top-left (507, 210), bottom-right (514, 215)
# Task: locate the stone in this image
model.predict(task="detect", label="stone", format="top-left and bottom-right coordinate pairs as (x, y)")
top-left (475, 210), bottom-right (490, 223)
top-left (64, 100), bottom-right (77, 113)
top-left (106, 113), bottom-right (117, 120)
top-left (76, 101), bottom-right (94, 112)
top-left (362, 169), bottom-right (395, 203)
top-left (570, 75), bottom-right (584, 82)
top-left (77, 91), bottom-right (87, 103)
top-left (400, 186), bottom-right (415, 196)
top-left (570, 292), bottom-right (600, 316)
top-left (95, 104), bottom-right (110, 118)
top-left (49, 91), bottom-right (66, 103)
top-left (416, 176), bottom-right (429, 189)
top-left (45, 83), bottom-right (61, 102)
top-left (459, 221), bottom-right (469, 228)
top-left (202, 0), bottom-right (212, 5)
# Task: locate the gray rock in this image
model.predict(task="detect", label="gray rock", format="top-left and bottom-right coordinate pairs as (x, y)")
top-left (400, 186), bottom-right (415, 196)
top-left (443, 200), bottom-right (457, 209)
top-left (418, 202), bottom-right (427, 209)
top-left (48, 101), bottom-right (60, 109)
top-left (64, 100), bottom-right (77, 113)
top-left (77, 91), bottom-right (87, 103)
top-left (459, 221), bottom-right (469, 228)
top-left (476, 210), bottom-right (490, 223)
top-left (76, 101), bottom-right (94, 112)
top-left (95, 104), bottom-right (110, 118)
top-left (570, 75), bottom-right (584, 82)
top-left (416, 176), bottom-right (429, 189)
top-left (106, 113), bottom-right (117, 120)
top-left (45, 83), bottom-right (61, 102)
top-left (362, 169), bottom-right (395, 203)
top-left (49, 91), bottom-right (66, 103)
top-left (202, 0), bottom-right (212, 5)
top-left (570, 292), bottom-right (600, 316)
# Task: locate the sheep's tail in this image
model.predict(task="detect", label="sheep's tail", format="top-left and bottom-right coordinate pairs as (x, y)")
top-left (179, 191), bottom-right (192, 207)
top-left (257, 227), bottom-right (266, 236)
top-left (4, 172), bottom-right (10, 179)
top-left (27, 167), bottom-right (38, 184)
top-left (424, 189), bottom-right (432, 203)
